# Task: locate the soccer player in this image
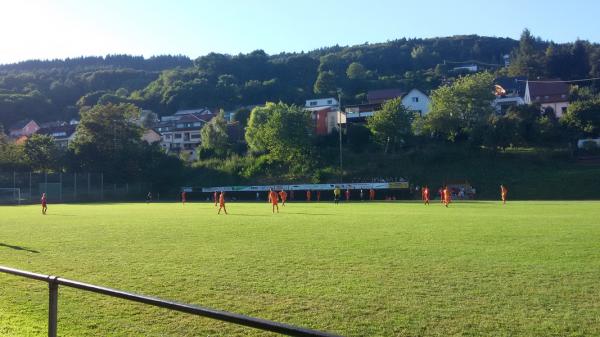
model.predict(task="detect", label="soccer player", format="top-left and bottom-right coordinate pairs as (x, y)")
top-left (438, 187), bottom-right (444, 204)
top-left (360, 189), bottom-right (364, 201)
top-left (443, 186), bottom-right (451, 208)
top-left (146, 192), bottom-right (152, 204)
top-left (334, 187), bottom-right (341, 204)
top-left (422, 186), bottom-right (430, 205)
top-left (41, 192), bottom-right (47, 215)
top-left (279, 190), bottom-right (287, 206)
top-left (181, 191), bottom-right (187, 205)
top-left (500, 185), bottom-right (508, 204)
top-left (306, 190), bottom-right (311, 202)
top-left (213, 191), bottom-right (218, 207)
top-left (317, 191), bottom-right (321, 202)
top-left (369, 188), bottom-right (375, 201)
top-left (269, 189), bottom-right (279, 213)
top-left (218, 191), bottom-right (227, 215)
top-left (345, 189), bottom-right (350, 201)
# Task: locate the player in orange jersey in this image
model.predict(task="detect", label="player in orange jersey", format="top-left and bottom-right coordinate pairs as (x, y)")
top-left (443, 186), bottom-right (452, 207)
top-left (279, 190), bottom-right (287, 206)
top-left (345, 189), bottom-right (350, 201)
top-left (422, 186), bottom-right (430, 205)
top-left (500, 185), bottom-right (508, 205)
top-left (181, 191), bottom-right (187, 205)
top-left (369, 188), bottom-right (375, 201)
top-left (217, 191), bottom-right (227, 215)
top-left (269, 189), bottom-right (279, 213)
top-left (306, 190), bottom-right (311, 202)
top-left (41, 192), bottom-right (47, 215)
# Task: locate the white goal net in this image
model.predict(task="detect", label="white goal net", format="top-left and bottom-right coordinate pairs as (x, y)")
top-left (0, 188), bottom-right (21, 205)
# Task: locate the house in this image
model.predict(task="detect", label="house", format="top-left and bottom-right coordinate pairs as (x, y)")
top-left (344, 103), bottom-right (381, 123)
top-left (524, 81), bottom-right (570, 117)
top-left (305, 98), bottom-right (344, 136)
top-left (36, 124), bottom-right (77, 148)
top-left (345, 88), bottom-right (430, 123)
top-left (8, 120), bottom-right (40, 138)
top-left (453, 64), bottom-right (478, 73)
top-left (493, 76), bottom-right (527, 114)
top-left (142, 129), bottom-right (161, 144)
top-left (156, 109), bottom-right (215, 160)
top-left (401, 89), bottom-right (431, 116)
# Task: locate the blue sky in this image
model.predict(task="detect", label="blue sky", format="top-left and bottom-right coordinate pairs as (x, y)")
top-left (1, 0), bottom-right (598, 64)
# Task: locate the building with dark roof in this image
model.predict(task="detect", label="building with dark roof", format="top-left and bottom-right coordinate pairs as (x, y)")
top-left (524, 81), bottom-right (570, 117)
top-left (8, 119), bottom-right (39, 138)
top-left (36, 124), bottom-right (77, 148)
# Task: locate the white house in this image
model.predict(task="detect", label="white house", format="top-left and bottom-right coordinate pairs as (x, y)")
top-left (524, 81), bottom-right (570, 118)
top-left (305, 98), bottom-right (339, 108)
top-left (401, 89), bottom-right (431, 116)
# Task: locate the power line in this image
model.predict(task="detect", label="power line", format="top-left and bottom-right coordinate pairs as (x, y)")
top-left (516, 77), bottom-right (600, 83)
top-left (444, 60), bottom-right (503, 67)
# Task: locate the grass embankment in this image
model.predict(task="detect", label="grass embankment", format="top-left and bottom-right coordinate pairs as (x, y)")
top-left (1, 201), bottom-right (600, 336)
top-left (342, 147), bottom-right (600, 199)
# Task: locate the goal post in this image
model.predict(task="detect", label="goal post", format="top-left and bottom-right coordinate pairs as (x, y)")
top-left (0, 188), bottom-right (21, 205)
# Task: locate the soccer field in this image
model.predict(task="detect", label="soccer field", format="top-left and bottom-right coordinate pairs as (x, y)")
top-left (1, 201), bottom-right (599, 337)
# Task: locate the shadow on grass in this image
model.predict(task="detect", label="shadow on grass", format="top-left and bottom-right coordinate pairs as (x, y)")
top-left (0, 243), bottom-right (40, 254)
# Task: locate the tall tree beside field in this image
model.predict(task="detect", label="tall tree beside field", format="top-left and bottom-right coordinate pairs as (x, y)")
top-left (200, 110), bottom-right (230, 155)
top-left (424, 72), bottom-right (495, 143)
top-left (509, 29), bottom-right (545, 77)
top-left (70, 103), bottom-right (144, 180)
top-left (23, 134), bottom-right (61, 172)
top-left (367, 98), bottom-right (414, 152)
top-left (245, 102), bottom-right (314, 171)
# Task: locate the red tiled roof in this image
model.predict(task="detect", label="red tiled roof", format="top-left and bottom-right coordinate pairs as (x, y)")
top-left (367, 89), bottom-right (404, 104)
top-left (528, 81), bottom-right (570, 103)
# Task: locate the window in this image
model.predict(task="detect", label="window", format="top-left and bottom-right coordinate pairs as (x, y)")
top-left (544, 95), bottom-right (549, 99)
top-left (561, 94), bottom-right (567, 99)
top-left (174, 133), bottom-right (182, 139)
top-left (310, 101), bottom-right (317, 106)
top-left (327, 99), bottom-right (333, 104)
top-left (191, 134), bottom-right (201, 139)
top-left (176, 123), bottom-right (184, 128)
top-left (184, 133), bottom-right (190, 141)
top-left (165, 134), bottom-right (172, 140)
top-left (561, 107), bottom-right (567, 113)
top-left (193, 122), bottom-right (202, 127)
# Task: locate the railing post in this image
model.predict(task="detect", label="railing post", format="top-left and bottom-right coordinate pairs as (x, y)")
top-left (48, 276), bottom-right (58, 337)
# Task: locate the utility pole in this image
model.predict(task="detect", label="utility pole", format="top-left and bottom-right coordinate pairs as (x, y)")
top-left (337, 89), bottom-right (343, 184)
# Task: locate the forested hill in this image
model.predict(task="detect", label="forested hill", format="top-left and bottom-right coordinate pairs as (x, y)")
top-left (1, 32), bottom-right (598, 129)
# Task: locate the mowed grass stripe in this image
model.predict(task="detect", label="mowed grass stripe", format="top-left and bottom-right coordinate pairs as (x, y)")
top-left (1, 201), bottom-right (599, 336)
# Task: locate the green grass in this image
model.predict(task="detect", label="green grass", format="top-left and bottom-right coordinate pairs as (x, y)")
top-left (1, 201), bottom-right (600, 336)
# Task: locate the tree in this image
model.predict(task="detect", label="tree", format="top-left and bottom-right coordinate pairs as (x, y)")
top-left (200, 110), bottom-right (230, 156)
top-left (70, 103), bottom-right (144, 180)
top-left (313, 71), bottom-right (337, 95)
top-left (562, 99), bottom-right (600, 137)
top-left (424, 72), bottom-right (495, 143)
top-left (23, 134), bottom-right (61, 172)
top-left (245, 102), bottom-right (313, 172)
top-left (509, 29), bottom-right (545, 77)
top-left (366, 98), bottom-right (414, 152)
top-left (346, 62), bottom-right (367, 80)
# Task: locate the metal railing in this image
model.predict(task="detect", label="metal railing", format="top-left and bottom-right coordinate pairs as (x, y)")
top-left (0, 266), bottom-right (341, 337)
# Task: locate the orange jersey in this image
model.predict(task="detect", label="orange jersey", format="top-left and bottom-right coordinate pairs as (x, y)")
top-left (269, 191), bottom-right (279, 204)
top-left (279, 191), bottom-right (287, 200)
top-left (444, 189), bottom-right (451, 201)
top-left (423, 188), bottom-right (430, 199)
top-left (219, 194), bottom-right (225, 205)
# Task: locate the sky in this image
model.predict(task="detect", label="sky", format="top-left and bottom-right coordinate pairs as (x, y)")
top-left (0, 0), bottom-right (599, 64)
